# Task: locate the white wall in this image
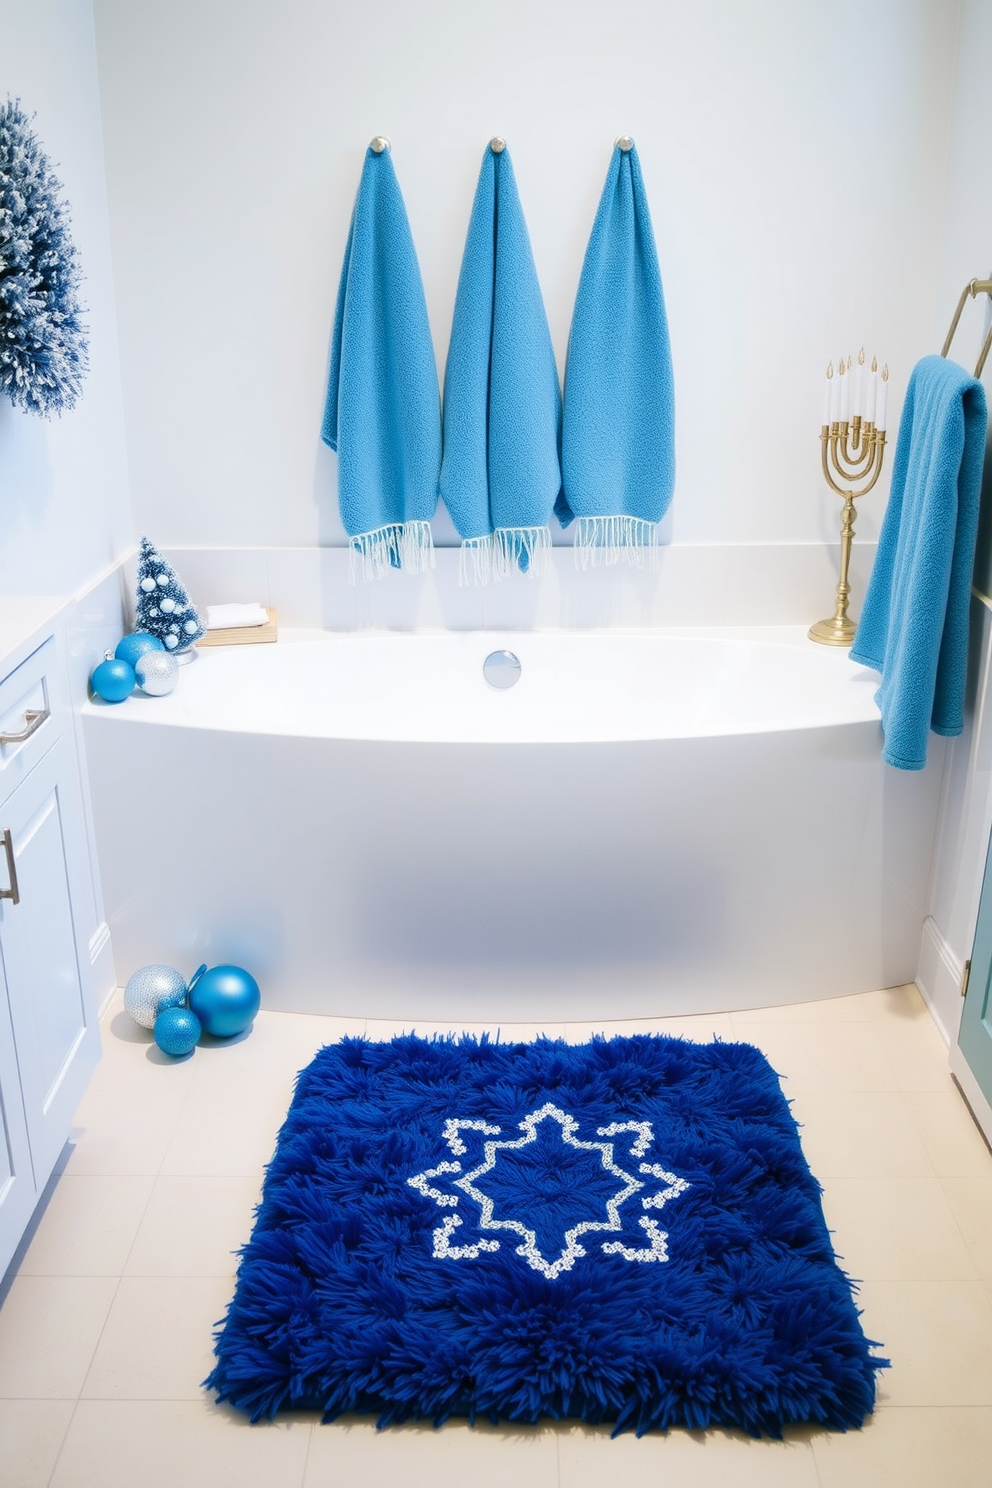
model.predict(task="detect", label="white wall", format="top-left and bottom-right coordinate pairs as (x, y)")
top-left (0, 0), bottom-right (131, 597)
top-left (917, 0), bottom-right (992, 1043)
top-left (92, 0), bottom-right (960, 554)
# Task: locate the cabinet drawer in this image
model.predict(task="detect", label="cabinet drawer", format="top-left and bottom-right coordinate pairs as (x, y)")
top-left (0, 637), bottom-right (64, 801)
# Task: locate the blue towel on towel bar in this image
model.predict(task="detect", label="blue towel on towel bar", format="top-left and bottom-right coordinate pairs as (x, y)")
top-left (850, 354), bottom-right (987, 771)
top-left (439, 142), bottom-right (562, 583)
top-left (321, 144), bottom-right (441, 579)
top-left (559, 141), bottom-right (675, 566)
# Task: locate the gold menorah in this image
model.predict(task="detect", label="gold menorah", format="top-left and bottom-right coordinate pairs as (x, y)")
top-left (809, 352), bottom-right (888, 646)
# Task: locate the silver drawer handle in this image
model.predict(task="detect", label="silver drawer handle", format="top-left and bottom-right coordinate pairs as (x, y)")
top-left (0, 828), bottom-right (19, 905)
top-left (0, 707), bottom-right (50, 746)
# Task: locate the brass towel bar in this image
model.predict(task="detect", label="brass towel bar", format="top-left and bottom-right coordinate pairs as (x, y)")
top-left (941, 277), bottom-right (992, 378)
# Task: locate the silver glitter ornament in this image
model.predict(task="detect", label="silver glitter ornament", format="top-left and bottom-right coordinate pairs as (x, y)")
top-left (135, 650), bottom-right (180, 696)
top-left (124, 963), bottom-right (187, 1029)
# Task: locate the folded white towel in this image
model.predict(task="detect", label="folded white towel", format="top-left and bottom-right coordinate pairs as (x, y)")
top-left (206, 603), bottom-right (269, 630)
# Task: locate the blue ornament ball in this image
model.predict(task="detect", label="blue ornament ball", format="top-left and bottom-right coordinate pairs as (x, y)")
top-left (115, 631), bottom-right (165, 669)
top-left (134, 651), bottom-right (179, 696)
top-left (123, 962), bottom-right (188, 1029)
top-left (154, 1005), bottom-right (202, 1058)
top-left (188, 964), bottom-right (261, 1038)
top-left (91, 656), bottom-right (135, 704)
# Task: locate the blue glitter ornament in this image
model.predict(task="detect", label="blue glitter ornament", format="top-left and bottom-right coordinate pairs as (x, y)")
top-left (154, 1005), bottom-right (202, 1057)
top-left (91, 655), bottom-right (135, 704)
top-left (115, 631), bottom-right (165, 669)
top-left (188, 964), bottom-right (261, 1038)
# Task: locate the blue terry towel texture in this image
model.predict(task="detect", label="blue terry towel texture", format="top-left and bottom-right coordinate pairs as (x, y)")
top-left (851, 354), bottom-right (987, 771)
top-left (439, 143), bottom-right (562, 583)
top-left (321, 145), bottom-right (441, 580)
top-left (560, 142), bottom-right (675, 567)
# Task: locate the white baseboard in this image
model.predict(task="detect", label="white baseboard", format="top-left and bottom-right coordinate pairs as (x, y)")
top-left (949, 1044), bottom-right (992, 1149)
top-left (916, 916), bottom-right (964, 1047)
top-left (88, 921), bottom-right (117, 1015)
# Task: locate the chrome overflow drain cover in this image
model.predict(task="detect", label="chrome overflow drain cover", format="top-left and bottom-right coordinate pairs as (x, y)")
top-left (483, 650), bottom-right (521, 689)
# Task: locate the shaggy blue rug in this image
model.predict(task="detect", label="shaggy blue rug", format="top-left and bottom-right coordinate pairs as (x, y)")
top-left (206, 1035), bottom-right (885, 1435)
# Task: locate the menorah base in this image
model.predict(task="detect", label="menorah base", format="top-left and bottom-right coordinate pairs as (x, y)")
top-left (808, 614), bottom-right (857, 647)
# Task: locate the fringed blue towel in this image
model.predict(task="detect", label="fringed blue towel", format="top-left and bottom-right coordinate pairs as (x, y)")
top-left (851, 354), bottom-right (987, 770)
top-left (439, 141), bottom-right (561, 585)
top-left (321, 142), bottom-right (441, 580)
top-left (559, 140), bottom-right (675, 568)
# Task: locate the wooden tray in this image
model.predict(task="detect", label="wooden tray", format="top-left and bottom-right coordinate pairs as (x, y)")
top-left (199, 608), bottom-right (278, 646)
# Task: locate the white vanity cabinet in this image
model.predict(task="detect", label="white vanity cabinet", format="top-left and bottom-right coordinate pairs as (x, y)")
top-left (0, 949), bottom-right (34, 1276)
top-left (0, 626), bottom-right (102, 1278)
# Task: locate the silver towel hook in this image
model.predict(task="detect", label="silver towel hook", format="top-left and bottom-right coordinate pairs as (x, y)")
top-left (615, 135), bottom-right (634, 151)
top-left (369, 135), bottom-right (390, 154)
top-left (490, 136), bottom-right (506, 154)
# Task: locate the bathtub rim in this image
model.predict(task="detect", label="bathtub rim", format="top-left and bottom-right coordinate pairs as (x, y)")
top-left (80, 623), bottom-right (884, 746)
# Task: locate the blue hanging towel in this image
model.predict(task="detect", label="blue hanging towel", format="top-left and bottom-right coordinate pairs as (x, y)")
top-left (560, 140), bottom-right (675, 567)
top-left (850, 354), bottom-right (987, 770)
top-left (321, 142), bottom-right (441, 580)
top-left (439, 141), bottom-right (562, 584)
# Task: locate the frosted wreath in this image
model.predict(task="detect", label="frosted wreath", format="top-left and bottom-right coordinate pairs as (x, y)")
top-left (0, 98), bottom-right (88, 415)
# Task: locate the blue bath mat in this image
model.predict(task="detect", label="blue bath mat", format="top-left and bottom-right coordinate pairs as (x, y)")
top-left (206, 1035), bottom-right (884, 1435)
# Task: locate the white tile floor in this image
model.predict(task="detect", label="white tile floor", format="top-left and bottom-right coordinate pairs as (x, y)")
top-left (2, 984), bottom-right (992, 1487)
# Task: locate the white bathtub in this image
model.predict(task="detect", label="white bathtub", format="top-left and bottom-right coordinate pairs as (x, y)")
top-left (82, 628), bottom-right (944, 1020)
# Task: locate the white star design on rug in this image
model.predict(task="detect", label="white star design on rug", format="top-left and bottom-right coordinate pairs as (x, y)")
top-left (408, 1103), bottom-right (689, 1280)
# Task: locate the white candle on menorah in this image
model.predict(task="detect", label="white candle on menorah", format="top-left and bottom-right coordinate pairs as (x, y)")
top-left (809, 350), bottom-right (889, 647)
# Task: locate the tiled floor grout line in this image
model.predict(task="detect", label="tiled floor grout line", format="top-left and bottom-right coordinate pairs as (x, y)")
top-left (110, 1172), bottom-right (165, 1286)
top-left (936, 1172), bottom-right (987, 1275)
top-left (886, 1050), bottom-right (989, 1280)
top-left (293, 1412), bottom-right (315, 1488)
top-left (75, 1273), bottom-right (124, 1396)
top-left (36, 1271), bottom-right (126, 1487)
top-left (44, 1398), bottom-right (79, 1488)
top-left (806, 1428), bottom-right (829, 1488)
